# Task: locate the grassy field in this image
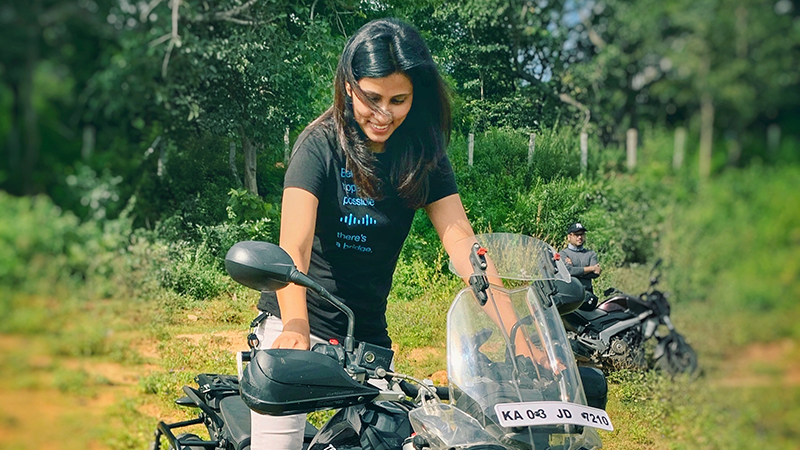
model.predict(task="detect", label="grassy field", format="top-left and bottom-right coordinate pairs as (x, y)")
top-left (1, 264), bottom-right (799, 450)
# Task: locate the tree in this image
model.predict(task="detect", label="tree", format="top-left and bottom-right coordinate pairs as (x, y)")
top-left (405, 0), bottom-right (596, 133)
top-left (573, 0), bottom-right (800, 163)
top-left (95, 0), bottom-right (357, 197)
top-left (0, 0), bottom-right (117, 196)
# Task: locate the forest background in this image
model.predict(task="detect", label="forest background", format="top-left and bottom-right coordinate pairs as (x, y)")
top-left (1, 0), bottom-right (799, 448)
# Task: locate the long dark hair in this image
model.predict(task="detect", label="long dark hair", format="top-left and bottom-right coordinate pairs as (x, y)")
top-left (312, 18), bottom-right (451, 209)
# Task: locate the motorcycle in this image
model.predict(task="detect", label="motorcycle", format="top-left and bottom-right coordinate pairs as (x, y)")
top-left (151, 233), bottom-right (614, 450)
top-left (561, 259), bottom-right (699, 377)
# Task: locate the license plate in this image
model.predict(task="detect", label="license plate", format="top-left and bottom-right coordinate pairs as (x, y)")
top-left (494, 401), bottom-right (614, 431)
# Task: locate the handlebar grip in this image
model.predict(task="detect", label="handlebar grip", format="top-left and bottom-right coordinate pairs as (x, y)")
top-left (398, 379), bottom-right (449, 401)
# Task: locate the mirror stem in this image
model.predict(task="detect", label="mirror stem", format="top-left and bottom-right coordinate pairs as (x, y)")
top-left (289, 269), bottom-right (356, 353)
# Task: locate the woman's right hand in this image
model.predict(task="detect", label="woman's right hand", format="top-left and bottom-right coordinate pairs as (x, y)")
top-left (270, 318), bottom-right (311, 350)
top-left (271, 330), bottom-right (310, 350)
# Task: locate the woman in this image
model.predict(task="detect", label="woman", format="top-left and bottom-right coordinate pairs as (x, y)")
top-left (250, 18), bottom-right (478, 449)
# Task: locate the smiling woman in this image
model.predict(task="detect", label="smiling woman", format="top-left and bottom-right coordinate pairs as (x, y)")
top-left (249, 18), bottom-right (478, 450)
top-left (345, 72), bottom-right (413, 152)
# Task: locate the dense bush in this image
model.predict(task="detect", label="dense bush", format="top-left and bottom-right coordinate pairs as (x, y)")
top-left (425, 127), bottom-right (659, 263)
top-left (0, 192), bottom-right (130, 293)
top-left (661, 164), bottom-right (800, 313)
top-left (153, 189), bottom-right (279, 300)
top-left (132, 133), bottom-right (286, 231)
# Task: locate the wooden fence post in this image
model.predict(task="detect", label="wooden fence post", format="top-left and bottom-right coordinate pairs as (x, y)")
top-left (626, 128), bottom-right (637, 171)
top-left (767, 124), bottom-right (781, 155)
top-left (727, 136), bottom-right (741, 166)
top-left (284, 126), bottom-right (290, 164)
top-left (580, 131), bottom-right (588, 173)
top-left (468, 132), bottom-right (475, 167)
top-left (699, 94), bottom-right (714, 179)
top-left (673, 127), bottom-right (686, 170)
top-left (527, 132), bottom-right (536, 166)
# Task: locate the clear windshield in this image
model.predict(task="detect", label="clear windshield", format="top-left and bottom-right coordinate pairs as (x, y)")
top-left (414, 233), bottom-right (601, 450)
top-left (448, 233), bottom-right (571, 284)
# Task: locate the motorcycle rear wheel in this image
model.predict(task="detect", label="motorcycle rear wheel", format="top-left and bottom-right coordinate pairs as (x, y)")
top-left (655, 333), bottom-right (698, 377)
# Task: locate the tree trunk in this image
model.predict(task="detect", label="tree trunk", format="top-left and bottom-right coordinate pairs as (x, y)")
top-left (81, 125), bottom-right (95, 160)
top-left (21, 17), bottom-right (40, 195)
top-left (468, 132), bottom-right (474, 167)
top-left (626, 128), bottom-right (637, 171)
top-left (6, 81), bottom-right (21, 192)
top-left (767, 124), bottom-right (781, 156)
top-left (157, 141), bottom-right (167, 178)
top-left (727, 137), bottom-right (741, 166)
top-left (242, 129), bottom-right (258, 196)
top-left (229, 141), bottom-right (242, 187)
top-left (580, 131), bottom-right (588, 173)
top-left (699, 94), bottom-right (714, 179)
top-left (527, 133), bottom-right (535, 166)
top-left (283, 126), bottom-right (290, 165)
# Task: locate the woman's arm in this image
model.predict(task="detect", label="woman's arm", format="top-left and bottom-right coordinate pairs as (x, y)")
top-left (425, 194), bottom-right (553, 367)
top-left (424, 193), bottom-right (477, 283)
top-left (272, 187), bottom-right (319, 350)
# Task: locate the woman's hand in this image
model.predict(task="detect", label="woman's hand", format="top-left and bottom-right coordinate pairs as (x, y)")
top-left (271, 318), bottom-right (311, 350)
top-left (537, 354), bottom-right (567, 375)
top-left (271, 331), bottom-right (310, 350)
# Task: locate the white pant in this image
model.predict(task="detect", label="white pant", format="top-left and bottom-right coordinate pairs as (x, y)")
top-left (249, 314), bottom-right (328, 450)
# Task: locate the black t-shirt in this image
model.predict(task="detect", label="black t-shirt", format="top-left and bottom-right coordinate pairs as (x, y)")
top-left (258, 120), bottom-right (458, 347)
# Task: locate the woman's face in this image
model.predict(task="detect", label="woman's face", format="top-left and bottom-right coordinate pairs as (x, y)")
top-left (346, 72), bottom-right (413, 152)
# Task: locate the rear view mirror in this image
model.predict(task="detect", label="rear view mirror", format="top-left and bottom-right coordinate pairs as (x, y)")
top-left (226, 240), bottom-right (358, 352)
top-left (225, 241), bottom-right (296, 292)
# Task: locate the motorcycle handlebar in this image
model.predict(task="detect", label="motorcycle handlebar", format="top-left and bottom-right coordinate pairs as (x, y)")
top-left (398, 379), bottom-right (449, 401)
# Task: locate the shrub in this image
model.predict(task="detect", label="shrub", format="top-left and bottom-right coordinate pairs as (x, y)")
top-left (160, 239), bottom-right (230, 300)
top-left (0, 192), bottom-right (132, 293)
top-left (660, 164), bottom-right (800, 313)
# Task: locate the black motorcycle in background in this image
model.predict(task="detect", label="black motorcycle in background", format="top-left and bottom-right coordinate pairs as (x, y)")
top-left (561, 260), bottom-right (699, 377)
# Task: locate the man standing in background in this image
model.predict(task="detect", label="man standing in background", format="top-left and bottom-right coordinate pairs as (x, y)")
top-left (561, 223), bottom-right (602, 309)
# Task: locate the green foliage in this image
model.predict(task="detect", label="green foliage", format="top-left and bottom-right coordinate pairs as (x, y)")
top-left (440, 127), bottom-right (659, 264)
top-left (661, 164), bottom-right (800, 314)
top-left (0, 192), bottom-right (132, 294)
top-left (448, 128), bottom-right (584, 235)
top-left (154, 189), bottom-right (279, 301)
top-left (160, 240), bottom-right (231, 301)
top-left (60, 163), bottom-right (125, 221)
top-left (227, 187), bottom-right (276, 223)
top-left (603, 367), bottom-right (800, 449)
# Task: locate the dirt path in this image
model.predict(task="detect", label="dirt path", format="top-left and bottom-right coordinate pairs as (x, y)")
top-left (0, 330), bottom-right (245, 450)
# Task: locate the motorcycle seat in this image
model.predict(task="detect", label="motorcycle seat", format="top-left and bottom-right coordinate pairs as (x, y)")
top-left (575, 308), bottom-right (608, 321)
top-left (218, 393), bottom-right (320, 449)
top-left (220, 395), bottom-right (252, 450)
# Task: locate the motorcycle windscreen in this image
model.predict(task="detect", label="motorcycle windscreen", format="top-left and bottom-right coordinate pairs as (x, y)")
top-left (446, 283), bottom-right (602, 449)
top-left (448, 233), bottom-right (571, 284)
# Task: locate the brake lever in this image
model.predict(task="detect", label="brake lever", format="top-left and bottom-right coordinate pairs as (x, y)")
top-left (469, 243), bottom-right (490, 306)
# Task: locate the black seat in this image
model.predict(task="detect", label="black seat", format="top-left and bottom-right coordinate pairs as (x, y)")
top-left (217, 385), bottom-right (319, 450)
top-left (220, 395), bottom-right (252, 450)
top-left (574, 307), bottom-right (608, 322)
